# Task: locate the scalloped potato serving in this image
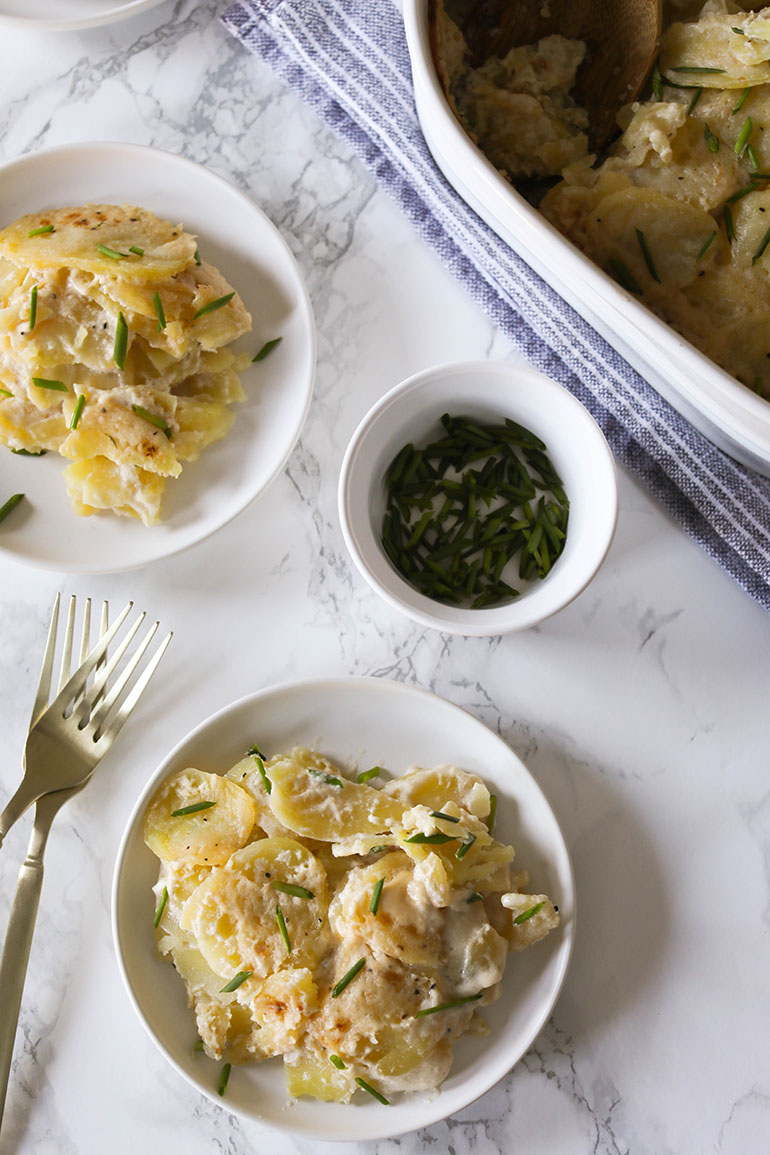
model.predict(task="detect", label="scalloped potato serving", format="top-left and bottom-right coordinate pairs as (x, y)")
top-left (435, 0), bottom-right (770, 398)
top-left (143, 746), bottom-right (559, 1105)
top-left (0, 204), bottom-right (252, 523)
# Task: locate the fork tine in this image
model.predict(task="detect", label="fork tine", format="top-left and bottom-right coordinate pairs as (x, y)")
top-left (75, 612), bottom-right (146, 726)
top-left (96, 631), bottom-right (172, 747)
top-left (88, 619), bottom-right (159, 736)
top-left (46, 601), bottom-right (133, 716)
top-left (57, 596), bottom-right (77, 694)
top-left (78, 598), bottom-right (92, 666)
top-left (30, 593), bottom-right (60, 727)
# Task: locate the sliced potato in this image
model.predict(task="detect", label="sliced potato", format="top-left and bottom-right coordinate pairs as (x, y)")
top-left (143, 768), bottom-right (257, 866)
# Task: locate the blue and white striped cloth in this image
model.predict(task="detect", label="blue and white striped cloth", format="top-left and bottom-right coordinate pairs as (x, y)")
top-left (223, 0), bottom-right (770, 613)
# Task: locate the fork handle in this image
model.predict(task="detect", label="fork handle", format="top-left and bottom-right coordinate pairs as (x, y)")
top-left (0, 814), bottom-right (51, 1128)
top-left (0, 778), bottom-right (41, 850)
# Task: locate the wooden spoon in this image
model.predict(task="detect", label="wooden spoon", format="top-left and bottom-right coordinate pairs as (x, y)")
top-left (432, 0), bottom-right (662, 153)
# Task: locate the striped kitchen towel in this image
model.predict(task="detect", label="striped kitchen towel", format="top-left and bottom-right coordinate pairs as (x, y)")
top-left (223, 0), bottom-right (770, 612)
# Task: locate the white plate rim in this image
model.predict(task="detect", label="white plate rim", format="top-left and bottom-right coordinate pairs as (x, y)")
top-left (112, 675), bottom-right (576, 1142)
top-left (0, 0), bottom-right (166, 31)
top-left (0, 141), bottom-right (316, 574)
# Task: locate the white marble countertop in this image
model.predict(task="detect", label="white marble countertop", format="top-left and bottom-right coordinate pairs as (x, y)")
top-left (0, 2), bottom-right (769, 1153)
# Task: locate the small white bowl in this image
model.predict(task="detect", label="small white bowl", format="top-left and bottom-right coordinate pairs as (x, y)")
top-left (338, 361), bottom-right (618, 635)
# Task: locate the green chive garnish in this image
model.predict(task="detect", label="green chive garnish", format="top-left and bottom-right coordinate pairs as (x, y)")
top-left (455, 833), bottom-right (476, 860)
top-left (513, 901), bottom-right (545, 925)
top-left (275, 903), bottom-right (291, 954)
top-left (29, 285), bottom-right (37, 330)
top-left (467, 892), bottom-right (484, 903)
top-left (194, 249), bottom-right (201, 266)
top-left (329, 1054), bottom-right (346, 1070)
top-left (429, 810), bottom-right (460, 823)
top-left (308, 768), bottom-right (344, 787)
top-left (113, 311), bottom-right (128, 370)
top-left (253, 337), bottom-right (282, 362)
top-left (414, 993), bottom-right (483, 1018)
top-left (735, 116), bottom-right (753, 157)
top-left (635, 229), bottom-right (660, 282)
top-left (32, 377), bottom-right (67, 392)
top-left (696, 231), bottom-right (717, 261)
top-left (733, 87), bottom-right (751, 115)
top-left (129, 245), bottom-right (144, 256)
top-left (369, 878), bottom-right (384, 916)
top-left (193, 292), bottom-right (234, 320)
top-left (0, 388), bottom-right (12, 398)
top-left (247, 743), bottom-right (265, 758)
top-left (403, 832), bottom-right (456, 845)
top-left (170, 800), bottom-right (215, 817)
top-left (752, 223), bottom-right (770, 264)
top-left (218, 1062), bottom-right (231, 1096)
top-left (193, 1039), bottom-right (205, 1053)
top-left (70, 394), bottom-right (85, 430)
top-left (0, 494), bottom-right (24, 524)
top-left (731, 25), bottom-right (745, 34)
top-left (153, 291), bottom-right (166, 332)
top-left (671, 66), bottom-right (726, 74)
top-left (332, 958), bottom-right (365, 997)
top-left (724, 204), bottom-right (735, 246)
top-left (11, 448), bottom-right (46, 456)
top-left (153, 886), bottom-right (168, 928)
top-left (687, 87), bottom-right (703, 115)
top-left (357, 766), bottom-right (382, 783)
top-left (487, 794), bottom-right (497, 833)
top-left (220, 970), bottom-right (252, 992)
top-left (132, 404), bottom-right (171, 439)
top-left (252, 753), bottom-right (272, 795)
top-left (651, 62), bottom-right (663, 102)
top-left (755, 377), bottom-right (765, 395)
top-left (608, 258), bottom-right (642, 295)
top-left (355, 1077), bottom-right (389, 1105)
top-left (747, 144), bottom-right (759, 170)
top-left (369, 845), bottom-right (388, 854)
top-left (704, 124), bottom-right (720, 153)
top-left (272, 882), bottom-right (314, 900)
top-left (98, 243), bottom-right (127, 260)
top-left (28, 225), bottom-right (54, 237)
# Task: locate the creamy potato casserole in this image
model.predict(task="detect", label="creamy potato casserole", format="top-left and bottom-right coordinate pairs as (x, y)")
top-left (436, 1), bottom-right (770, 399)
top-left (0, 204), bottom-right (251, 522)
top-left (144, 746), bottom-right (559, 1104)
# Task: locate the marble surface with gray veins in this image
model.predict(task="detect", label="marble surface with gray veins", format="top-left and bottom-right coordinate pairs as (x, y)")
top-left (0, 3), bottom-right (769, 1154)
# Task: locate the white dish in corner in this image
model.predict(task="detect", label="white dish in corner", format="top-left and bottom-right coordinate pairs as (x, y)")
top-left (0, 142), bottom-right (315, 573)
top-left (403, 0), bottom-right (770, 477)
top-left (113, 676), bottom-right (575, 1143)
top-left (0, 0), bottom-right (166, 30)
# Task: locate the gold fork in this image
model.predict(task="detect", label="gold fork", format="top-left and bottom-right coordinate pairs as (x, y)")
top-left (0, 594), bottom-right (171, 1126)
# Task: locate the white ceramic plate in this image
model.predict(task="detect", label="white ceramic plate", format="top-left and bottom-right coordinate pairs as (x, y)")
top-left (0, 0), bottom-right (165, 30)
top-left (113, 677), bottom-right (575, 1143)
top-left (0, 143), bottom-right (315, 572)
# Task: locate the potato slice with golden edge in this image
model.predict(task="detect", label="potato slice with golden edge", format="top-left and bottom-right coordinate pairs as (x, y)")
top-left (0, 205), bottom-right (196, 282)
top-left (225, 754), bottom-right (294, 839)
top-left (381, 763), bottom-right (491, 819)
top-left (64, 457), bottom-right (166, 524)
top-left (267, 747), bottom-right (405, 840)
top-left (180, 837), bottom-right (328, 978)
top-left (500, 892), bottom-right (560, 951)
top-left (660, 9), bottom-right (770, 89)
top-left (285, 1051), bottom-right (354, 1102)
top-left (143, 768), bottom-right (257, 866)
top-left (248, 968), bottom-right (319, 1056)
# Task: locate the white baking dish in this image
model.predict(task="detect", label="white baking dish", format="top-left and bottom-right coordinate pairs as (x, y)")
top-left (402, 0), bottom-right (770, 478)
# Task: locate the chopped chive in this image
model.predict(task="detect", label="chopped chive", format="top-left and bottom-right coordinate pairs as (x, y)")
top-left (27, 224), bottom-right (54, 237)
top-left (455, 833), bottom-right (476, 860)
top-left (403, 831), bottom-right (457, 845)
top-left (369, 878), bottom-right (385, 916)
top-left (308, 768), bottom-right (344, 787)
top-left (194, 248), bottom-right (201, 265)
top-left (332, 958), bottom-right (365, 997)
top-left (129, 245), bottom-right (144, 256)
top-left (355, 1077), bottom-right (389, 1105)
top-left (193, 1039), bottom-right (204, 1053)
top-left (513, 901), bottom-right (546, 925)
top-left (752, 223), bottom-right (770, 264)
top-left (247, 742), bottom-right (265, 758)
top-left (671, 66), bottom-right (726, 74)
top-left (70, 394), bottom-right (86, 430)
top-left (747, 144), bottom-right (760, 170)
top-left (754, 377), bottom-right (764, 394)
top-left (414, 993), bottom-right (483, 1018)
top-left (651, 62), bottom-right (663, 101)
top-left (170, 800), bottom-right (215, 817)
top-left (0, 388), bottom-right (11, 398)
top-left (330, 1054), bottom-right (346, 1070)
top-left (252, 337), bottom-right (282, 362)
top-left (735, 116), bottom-right (753, 157)
top-left (97, 243), bottom-right (127, 260)
top-left (153, 886), bottom-right (168, 928)
top-left (32, 377), bottom-right (67, 392)
top-left (153, 291), bottom-right (166, 332)
top-left (733, 88), bottom-right (751, 115)
top-left (358, 766), bottom-right (382, 783)
top-left (113, 311), bottom-right (128, 370)
top-left (29, 285), bottom-right (37, 330)
top-left (608, 258), bottom-right (642, 294)
top-left (272, 881), bottom-right (314, 900)
top-left (635, 229), bottom-right (660, 282)
top-left (429, 810), bottom-right (460, 823)
top-left (724, 204), bottom-right (735, 246)
top-left (726, 186), bottom-right (756, 205)
top-left (220, 970), bottom-right (252, 992)
top-left (193, 292), bottom-right (234, 320)
top-left (252, 753), bottom-right (272, 795)
top-left (275, 903), bottom-right (291, 954)
top-left (686, 87), bottom-right (703, 115)
top-left (487, 794), bottom-right (497, 834)
top-left (704, 123), bottom-right (720, 153)
top-left (132, 404), bottom-right (171, 439)
top-left (217, 1062), bottom-right (231, 1096)
top-left (11, 448), bottom-right (46, 456)
top-left (0, 494), bottom-right (23, 524)
top-left (467, 892), bottom-right (484, 903)
top-left (732, 26), bottom-right (745, 34)
top-left (369, 844), bottom-right (388, 854)
top-left (750, 172), bottom-right (770, 180)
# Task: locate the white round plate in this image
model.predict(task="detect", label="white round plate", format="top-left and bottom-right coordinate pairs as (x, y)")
top-left (113, 677), bottom-right (575, 1142)
top-left (0, 143), bottom-right (315, 572)
top-left (0, 0), bottom-right (166, 30)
